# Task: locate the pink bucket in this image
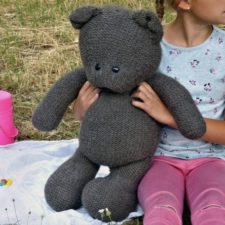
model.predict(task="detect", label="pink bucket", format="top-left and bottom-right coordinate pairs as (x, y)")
top-left (0, 91), bottom-right (19, 145)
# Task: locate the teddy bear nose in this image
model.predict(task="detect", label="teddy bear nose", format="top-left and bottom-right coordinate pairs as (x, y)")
top-left (112, 66), bottom-right (120, 73)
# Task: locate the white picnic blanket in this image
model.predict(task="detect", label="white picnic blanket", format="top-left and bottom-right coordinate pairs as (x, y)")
top-left (0, 139), bottom-right (143, 225)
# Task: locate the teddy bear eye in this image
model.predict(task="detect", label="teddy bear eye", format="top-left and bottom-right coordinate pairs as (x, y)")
top-left (112, 66), bottom-right (120, 73)
top-left (95, 63), bottom-right (101, 71)
top-left (145, 15), bottom-right (152, 21)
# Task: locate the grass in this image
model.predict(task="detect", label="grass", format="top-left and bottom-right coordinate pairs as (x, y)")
top-left (0, 1), bottom-right (188, 224)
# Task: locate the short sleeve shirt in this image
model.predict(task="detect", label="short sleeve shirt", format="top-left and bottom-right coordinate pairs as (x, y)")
top-left (155, 26), bottom-right (225, 160)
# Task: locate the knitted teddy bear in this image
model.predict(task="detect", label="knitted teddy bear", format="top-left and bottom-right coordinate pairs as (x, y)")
top-left (32, 5), bottom-right (206, 222)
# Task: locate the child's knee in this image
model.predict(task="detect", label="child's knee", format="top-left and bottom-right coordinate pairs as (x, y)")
top-left (140, 190), bottom-right (183, 218)
top-left (192, 205), bottom-right (225, 225)
top-left (192, 188), bottom-right (225, 211)
top-left (143, 204), bottom-right (182, 225)
top-left (191, 188), bottom-right (225, 225)
top-left (139, 190), bottom-right (183, 224)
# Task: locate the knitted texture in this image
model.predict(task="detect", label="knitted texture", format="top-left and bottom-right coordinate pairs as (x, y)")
top-left (149, 72), bottom-right (206, 139)
top-left (32, 5), bottom-right (206, 222)
top-left (73, 5), bottom-right (163, 93)
top-left (32, 68), bottom-right (86, 131)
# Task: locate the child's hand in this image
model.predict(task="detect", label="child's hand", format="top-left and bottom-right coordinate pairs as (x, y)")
top-left (131, 82), bottom-right (177, 128)
top-left (73, 81), bottom-right (100, 121)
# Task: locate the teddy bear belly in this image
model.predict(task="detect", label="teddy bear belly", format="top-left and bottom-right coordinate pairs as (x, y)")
top-left (79, 94), bottom-right (161, 167)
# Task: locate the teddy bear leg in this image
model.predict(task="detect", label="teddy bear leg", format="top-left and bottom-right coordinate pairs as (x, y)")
top-left (82, 157), bottom-right (151, 222)
top-left (45, 149), bottom-right (99, 211)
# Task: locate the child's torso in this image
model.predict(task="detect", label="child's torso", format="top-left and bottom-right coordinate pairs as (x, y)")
top-left (156, 26), bottom-right (225, 160)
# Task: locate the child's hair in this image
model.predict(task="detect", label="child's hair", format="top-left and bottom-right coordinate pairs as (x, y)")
top-left (155, 0), bottom-right (165, 20)
top-left (155, 0), bottom-right (176, 20)
top-left (166, 0), bottom-right (176, 7)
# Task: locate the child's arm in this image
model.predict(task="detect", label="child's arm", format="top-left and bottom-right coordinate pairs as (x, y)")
top-left (32, 68), bottom-right (87, 131)
top-left (201, 118), bottom-right (225, 145)
top-left (132, 72), bottom-right (206, 139)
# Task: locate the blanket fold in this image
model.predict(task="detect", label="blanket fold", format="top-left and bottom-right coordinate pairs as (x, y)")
top-left (0, 139), bottom-right (142, 225)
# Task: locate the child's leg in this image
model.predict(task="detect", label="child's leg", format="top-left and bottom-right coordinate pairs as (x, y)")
top-left (186, 159), bottom-right (225, 225)
top-left (138, 158), bottom-right (185, 225)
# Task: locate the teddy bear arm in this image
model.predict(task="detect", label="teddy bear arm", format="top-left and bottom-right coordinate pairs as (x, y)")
top-left (32, 68), bottom-right (87, 131)
top-left (148, 72), bottom-right (206, 139)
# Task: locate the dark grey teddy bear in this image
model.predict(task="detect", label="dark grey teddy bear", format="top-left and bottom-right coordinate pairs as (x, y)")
top-left (32, 5), bottom-right (206, 222)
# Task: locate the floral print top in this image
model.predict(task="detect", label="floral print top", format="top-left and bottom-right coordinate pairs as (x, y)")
top-left (155, 26), bottom-right (225, 160)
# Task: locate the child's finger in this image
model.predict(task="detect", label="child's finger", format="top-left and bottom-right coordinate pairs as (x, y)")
top-left (79, 81), bottom-right (92, 94)
top-left (86, 89), bottom-right (100, 101)
top-left (80, 82), bottom-right (98, 99)
top-left (131, 90), bottom-right (148, 102)
top-left (131, 100), bottom-right (146, 111)
top-left (139, 82), bottom-right (157, 96)
top-left (87, 93), bottom-right (99, 106)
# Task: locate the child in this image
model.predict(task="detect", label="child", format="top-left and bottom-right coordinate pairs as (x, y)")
top-left (135, 1), bottom-right (225, 225)
top-left (73, 0), bottom-right (225, 224)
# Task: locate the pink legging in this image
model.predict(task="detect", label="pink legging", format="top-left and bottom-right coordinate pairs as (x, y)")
top-left (138, 156), bottom-right (225, 225)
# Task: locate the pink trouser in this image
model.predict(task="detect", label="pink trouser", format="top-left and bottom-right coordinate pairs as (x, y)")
top-left (138, 156), bottom-right (225, 225)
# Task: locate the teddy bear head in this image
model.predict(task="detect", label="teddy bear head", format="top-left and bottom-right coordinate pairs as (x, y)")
top-left (70, 5), bottom-right (163, 93)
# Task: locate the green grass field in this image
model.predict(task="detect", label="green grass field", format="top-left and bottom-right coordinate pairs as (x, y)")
top-left (1, 1), bottom-right (186, 224)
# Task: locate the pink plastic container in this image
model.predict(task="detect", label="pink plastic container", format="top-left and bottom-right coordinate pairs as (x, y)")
top-left (0, 90), bottom-right (19, 145)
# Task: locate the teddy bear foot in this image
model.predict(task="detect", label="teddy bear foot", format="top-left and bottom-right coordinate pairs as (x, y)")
top-left (82, 177), bottom-right (137, 222)
top-left (45, 150), bottom-right (99, 211)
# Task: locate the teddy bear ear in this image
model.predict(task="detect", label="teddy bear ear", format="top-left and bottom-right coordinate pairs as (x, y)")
top-left (132, 10), bottom-right (163, 43)
top-left (69, 6), bottom-right (102, 29)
